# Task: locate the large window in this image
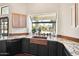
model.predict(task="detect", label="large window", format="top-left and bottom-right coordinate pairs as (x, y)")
top-left (31, 14), bottom-right (56, 36)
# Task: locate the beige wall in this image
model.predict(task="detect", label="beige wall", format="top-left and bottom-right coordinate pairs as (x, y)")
top-left (0, 3), bottom-right (59, 34)
top-left (0, 3), bottom-right (79, 38)
top-left (9, 3), bottom-right (27, 33)
top-left (58, 3), bottom-right (79, 38)
top-left (0, 3), bottom-right (28, 34)
top-left (26, 3), bottom-right (59, 14)
top-left (25, 3), bottom-right (60, 35)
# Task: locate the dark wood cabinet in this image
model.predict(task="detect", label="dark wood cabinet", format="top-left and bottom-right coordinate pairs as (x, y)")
top-left (12, 13), bottom-right (26, 28)
top-left (20, 15), bottom-right (26, 28)
top-left (6, 40), bottom-right (17, 55)
top-left (12, 13), bottom-right (19, 28)
top-left (6, 39), bottom-right (21, 55)
top-left (16, 39), bottom-right (22, 52)
top-left (38, 45), bottom-right (48, 56)
top-left (0, 40), bottom-right (6, 53)
top-left (48, 41), bottom-right (58, 56)
top-left (21, 38), bottom-right (30, 52)
top-left (63, 47), bottom-right (72, 56)
top-left (57, 42), bottom-right (64, 56)
top-left (29, 43), bottom-right (38, 55)
top-left (0, 38), bottom-right (71, 56)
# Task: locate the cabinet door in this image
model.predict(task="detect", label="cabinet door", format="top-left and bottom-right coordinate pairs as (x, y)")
top-left (29, 43), bottom-right (38, 55)
top-left (16, 39), bottom-right (22, 52)
top-left (0, 40), bottom-right (6, 53)
top-left (6, 40), bottom-right (20, 55)
top-left (20, 15), bottom-right (26, 28)
top-left (63, 47), bottom-right (72, 56)
top-left (21, 38), bottom-right (30, 52)
top-left (38, 45), bottom-right (48, 56)
top-left (6, 41), bottom-right (16, 55)
top-left (12, 13), bottom-right (20, 28)
top-left (57, 42), bottom-right (63, 56)
top-left (12, 13), bottom-right (27, 28)
top-left (48, 41), bottom-right (57, 56)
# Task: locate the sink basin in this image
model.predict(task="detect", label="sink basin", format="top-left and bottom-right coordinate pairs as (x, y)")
top-left (32, 36), bottom-right (47, 39)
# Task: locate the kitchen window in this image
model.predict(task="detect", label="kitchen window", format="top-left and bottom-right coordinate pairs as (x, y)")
top-left (31, 15), bottom-right (56, 36)
top-left (1, 6), bottom-right (9, 15)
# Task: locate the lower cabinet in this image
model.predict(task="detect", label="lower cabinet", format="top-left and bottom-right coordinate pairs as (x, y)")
top-left (57, 42), bottom-right (71, 56)
top-left (21, 38), bottom-right (30, 52)
top-left (38, 45), bottom-right (48, 56)
top-left (0, 38), bottom-right (72, 56)
top-left (6, 41), bottom-right (16, 55)
top-left (48, 41), bottom-right (58, 56)
top-left (0, 40), bottom-right (6, 53)
top-left (57, 42), bottom-right (64, 56)
top-left (63, 47), bottom-right (72, 56)
top-left (16, 39), bottom-right (22, 52)
top-left (29, 43), bottom-right (38, 55)
top-left (29, 43), bottom-right (48, 56)
top-left (6, 39), bottom-right (21, 55)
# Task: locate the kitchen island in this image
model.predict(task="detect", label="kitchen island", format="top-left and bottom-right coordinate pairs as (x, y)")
top-left (0, 35), bottom-right (79, 56)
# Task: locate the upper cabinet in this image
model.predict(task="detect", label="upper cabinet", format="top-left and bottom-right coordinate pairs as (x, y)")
top-left (20, 14), bottom-right (26, 28)
top-left (12, 13), bottom-right (19, 28)
top-left (12, 13), bottom-right (27, 28)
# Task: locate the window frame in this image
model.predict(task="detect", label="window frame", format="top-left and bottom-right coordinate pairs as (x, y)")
top-left (1, 6), bottom-right (9, 15)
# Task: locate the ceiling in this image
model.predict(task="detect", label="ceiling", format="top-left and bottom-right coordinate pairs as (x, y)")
top-left (25, 3), bottom-right (60, 14)
top-left (0, 3), bottom-right (61, 14)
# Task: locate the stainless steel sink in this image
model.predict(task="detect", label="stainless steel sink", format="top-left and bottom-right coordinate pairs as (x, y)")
top-left (32, 36), bottom-right (47, 39)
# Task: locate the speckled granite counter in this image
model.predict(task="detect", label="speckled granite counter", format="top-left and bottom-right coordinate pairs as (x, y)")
top-left (0, 35), bottom-right (79, 56)
top-left (57, 38), bottom-right (79, 56)
top-left (0, 35), bottom-right (32, 40)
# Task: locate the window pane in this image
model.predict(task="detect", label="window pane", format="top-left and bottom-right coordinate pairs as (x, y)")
top-left (0, 7), bottom-right (1, 15)
top-left (1, 6), bottom-right (9, 15)
top-left (32, 23), bottom-right (56, 34)
top-left (32, 14), bottom-right (56, 35)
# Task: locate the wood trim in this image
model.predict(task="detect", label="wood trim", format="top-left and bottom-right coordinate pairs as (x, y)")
top-left (30, 38), bottom-right (48, 46)
top-left (57, 35), bottom-right (79, 43)
top-left (9, 33), bottom-right (29, 36)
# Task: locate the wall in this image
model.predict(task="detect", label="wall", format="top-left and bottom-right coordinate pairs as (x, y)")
top-left (26, 3), bottom-right (59, 14)
top-left (0, 3), bottom-right (28, 34)
top-left (25, 3), bottom-right (60, 35)
top-left (58, 3), bottom-right (79, 38)
top-left (26, 3), bottom-right (79, 39)
top-left (0, 3), bottom-right (60, 34)
top-left (1, 3), bottom-right (79, 38)
top-left (9, 3), bottom-right (28, 33)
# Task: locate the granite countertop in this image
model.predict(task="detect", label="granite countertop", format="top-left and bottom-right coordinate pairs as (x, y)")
top-left (0, 35), bottom-right (33, 40)
top-left (0, 35), bottom-right (79, 56)
top-left (57, 38), bottom-right (79, 56)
